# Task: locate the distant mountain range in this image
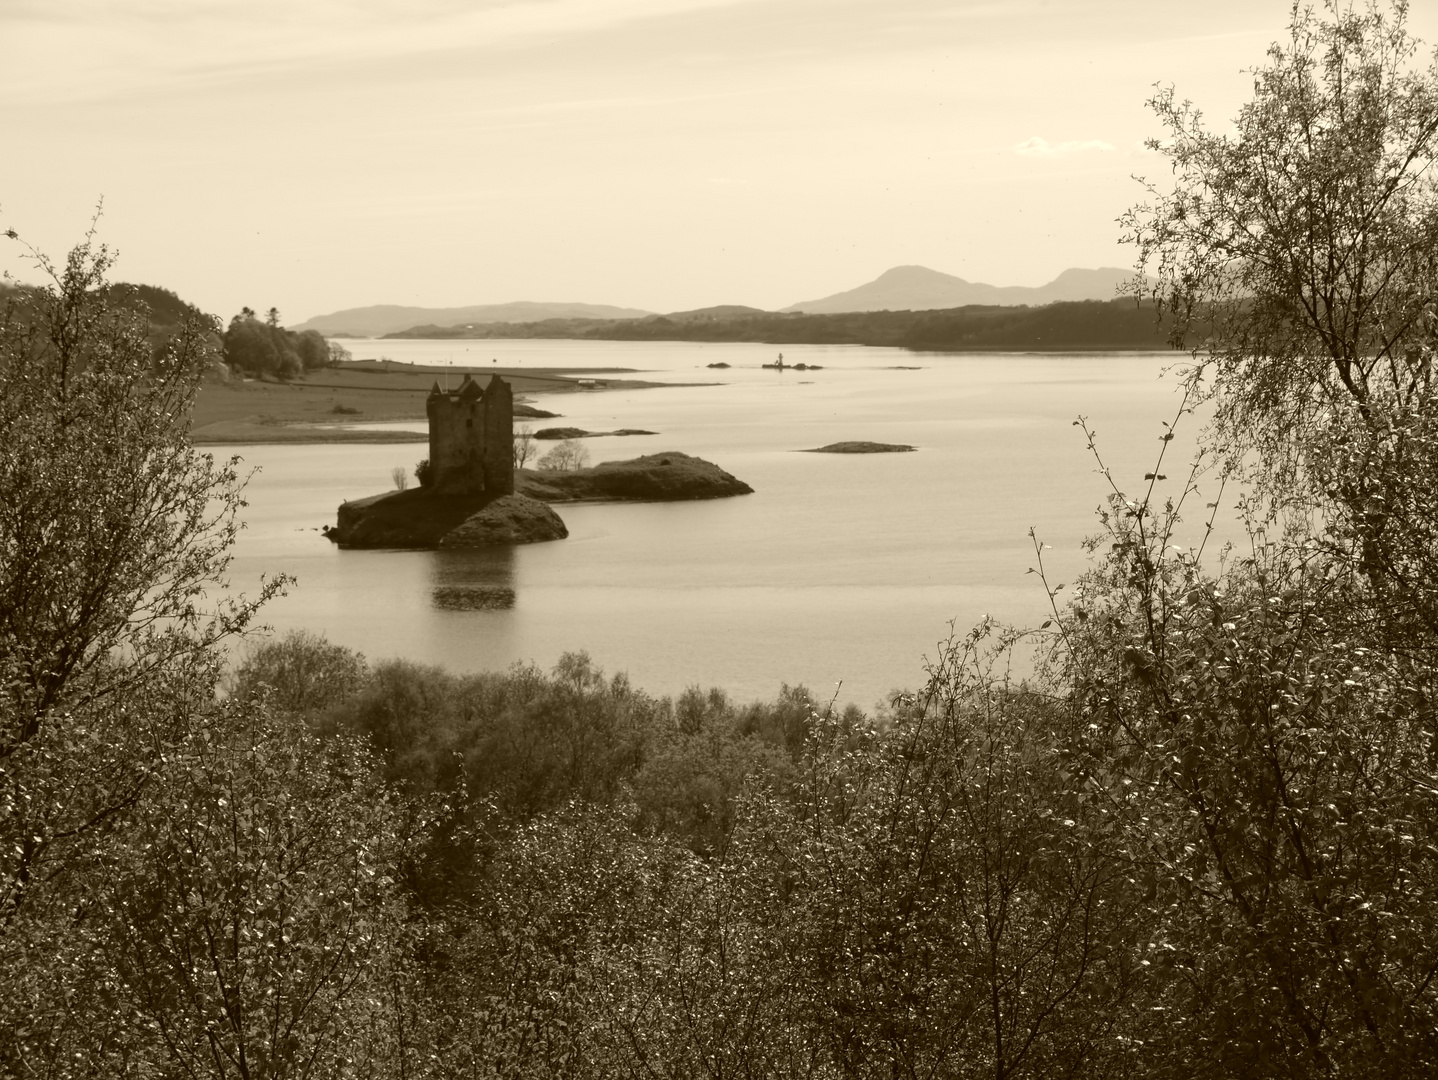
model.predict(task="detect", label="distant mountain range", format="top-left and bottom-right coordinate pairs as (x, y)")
top-left (297, 266), bottom-right (1144, 338)
top-left (292, 301), bottom-right (653, 337)
top-left (783, 266), bottom-right (1140, 314)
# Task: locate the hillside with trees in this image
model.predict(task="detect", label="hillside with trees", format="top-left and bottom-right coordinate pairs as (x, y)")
top-left (389, 296), bottom-right (1176, 351)
top-left (3, 277), bottom-right (217, 357)
top-left (4, 279), bottom-right (345, 379)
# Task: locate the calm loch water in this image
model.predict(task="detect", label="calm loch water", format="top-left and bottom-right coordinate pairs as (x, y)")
top-left (224, 339), bottom-right (1219, 708)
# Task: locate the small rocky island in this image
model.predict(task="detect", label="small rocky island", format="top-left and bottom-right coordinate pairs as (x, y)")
top-left (518, 452), bottom-right (751, 502)
top-left (329, 490), bottom-right (567, 548)
top-left (326, 375), bottom-right (751, 548)
top-left (533, 426), bottom-right (657, 439)
top-left (803, 441), bottom-right (916, 453)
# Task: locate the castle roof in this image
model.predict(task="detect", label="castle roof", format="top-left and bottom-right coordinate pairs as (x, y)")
top-left (428, 375), bottom-right (491, 401)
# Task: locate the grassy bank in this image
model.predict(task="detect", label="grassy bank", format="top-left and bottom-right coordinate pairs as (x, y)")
top-left (190, 361), bottom-right (670, 444)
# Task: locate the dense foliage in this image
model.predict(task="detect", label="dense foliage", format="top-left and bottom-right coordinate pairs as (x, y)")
top-left (1125, 0), bottom-right (1438, 638)
top-left (223, 306), bottom-right (337, 380)
top-left (2, 278), bottom-right (219, 361)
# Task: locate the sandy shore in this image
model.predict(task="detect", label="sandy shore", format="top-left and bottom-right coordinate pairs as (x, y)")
top-left (190, 361), bottom-right (669, 445)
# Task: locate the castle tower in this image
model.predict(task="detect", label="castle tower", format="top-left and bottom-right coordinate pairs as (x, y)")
top-left (481, 374), bottom-right (514, 495)
top-left (425, 374), bottom-right (514, 495)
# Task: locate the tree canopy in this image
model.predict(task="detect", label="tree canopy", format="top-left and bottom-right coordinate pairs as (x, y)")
top-left (222, 309), bottom-right (335, 380)
top-left (1124, 0), bottom-right (1438, 634)
top-left (0, 228), bottom-right (409, 1077)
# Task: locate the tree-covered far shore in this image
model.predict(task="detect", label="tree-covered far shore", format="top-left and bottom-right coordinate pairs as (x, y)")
top-left (384, 296), bottom-right (1178, 352)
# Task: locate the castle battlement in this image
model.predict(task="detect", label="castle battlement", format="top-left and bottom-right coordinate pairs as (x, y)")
top-left (425, 374), bottom-right (514, 495)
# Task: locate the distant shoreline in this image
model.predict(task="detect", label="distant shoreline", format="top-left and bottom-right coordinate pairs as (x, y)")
top-left (372, 297), bottom-right (1178, 352)
top-left (190, 360), bottom-right (674, 446)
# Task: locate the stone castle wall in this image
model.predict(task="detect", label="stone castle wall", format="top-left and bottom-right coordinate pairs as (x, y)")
top-left (481, 375), bottom-right (514, 495)
top-left (426, 375), bottom-right (514, 495)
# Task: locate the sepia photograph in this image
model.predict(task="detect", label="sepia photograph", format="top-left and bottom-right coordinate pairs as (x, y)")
top-left (4, 0), bottom-right (1438, 1075)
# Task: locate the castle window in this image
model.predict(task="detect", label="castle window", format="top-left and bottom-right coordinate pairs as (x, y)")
top-left (466, 419), bottom-right (473, 428)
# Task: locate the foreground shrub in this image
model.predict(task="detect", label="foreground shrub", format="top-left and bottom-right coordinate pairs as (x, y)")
top-left (233, 628), bottom-right (368, 714)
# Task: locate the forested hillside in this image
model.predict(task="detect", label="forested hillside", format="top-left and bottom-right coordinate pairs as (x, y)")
top-left (2, 278), bottom-right (213, 351)
top-left (389, 296), bottom-right (1176, 351)
top-left (2, 280), bottom-right (343, 380)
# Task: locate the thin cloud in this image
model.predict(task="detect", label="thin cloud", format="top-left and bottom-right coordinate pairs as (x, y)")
top-left (1, 0), bottom-right (773, 104)
top-left (1013, 137), bottom-right (1115, 158)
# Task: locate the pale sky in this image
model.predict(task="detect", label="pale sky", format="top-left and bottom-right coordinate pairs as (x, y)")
top-left (5, 0), bottom-right (1434, 322)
